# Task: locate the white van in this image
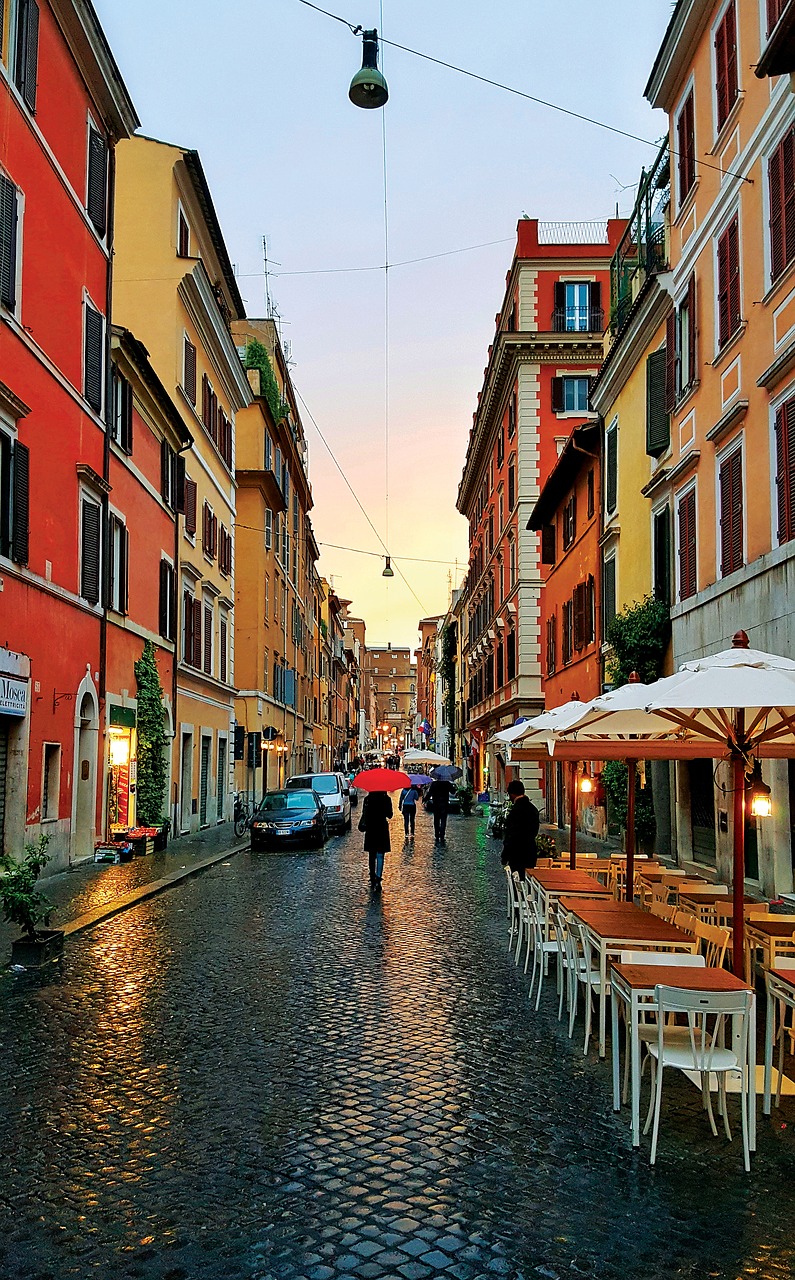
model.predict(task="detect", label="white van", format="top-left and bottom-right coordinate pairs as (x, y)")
top-left (285, 772), bottom-right (352, 833)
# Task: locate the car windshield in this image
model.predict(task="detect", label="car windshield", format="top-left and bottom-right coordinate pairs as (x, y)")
top-left (257, 791), bottom-right (316, 812)
top-left (287, 775), bottom-right (338, 795)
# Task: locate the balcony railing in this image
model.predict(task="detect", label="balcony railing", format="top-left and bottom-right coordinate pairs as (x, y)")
top-left (552, 308), bottom-right (604, 334)
top-left (610, 141), bottom-right (670, 334)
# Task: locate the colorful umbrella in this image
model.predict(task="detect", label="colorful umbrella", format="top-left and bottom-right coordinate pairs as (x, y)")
top-left (408, 774), bottom-right (433, 786)
top-left (430, 764), bottom-right (463, 782)
top-left (353, 767), bottom-right (411, 792)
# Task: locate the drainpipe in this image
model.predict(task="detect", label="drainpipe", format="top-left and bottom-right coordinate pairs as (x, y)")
top-left (172, 436), bottom-right (192, 836)
top-left (98, 146), bottom-right (117, 711)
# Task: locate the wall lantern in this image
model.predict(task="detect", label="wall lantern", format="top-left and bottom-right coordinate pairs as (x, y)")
top-left (748, 761), bottom-right (772, 818)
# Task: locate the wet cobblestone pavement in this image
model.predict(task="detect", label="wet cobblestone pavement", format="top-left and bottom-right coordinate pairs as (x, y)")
top-left (2, 810), bottom-right (795, 1280)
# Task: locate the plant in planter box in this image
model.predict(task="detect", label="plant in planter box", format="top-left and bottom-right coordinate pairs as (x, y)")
top-left (535, 832), bottom-right (557, 859)
top-left (0, 835), bottom-right (63, 965)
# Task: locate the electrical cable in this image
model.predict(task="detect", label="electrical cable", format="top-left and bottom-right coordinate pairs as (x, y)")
top-left (295, 0), bottom-right (753, 187)
top-left (380, 0), bottom-right (391, 632)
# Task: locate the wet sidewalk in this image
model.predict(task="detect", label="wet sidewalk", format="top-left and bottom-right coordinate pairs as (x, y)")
top-left (0, 822), bottom-right (245, 955)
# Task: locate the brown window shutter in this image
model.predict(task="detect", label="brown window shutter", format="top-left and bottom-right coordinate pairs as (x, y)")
top-left (686, 273), bottom-right (697, 381)
top-left (768, 0), bottom-right (786, 33)
top-left (174, 453), bottom-right (186, 513)
top-left (665, 311), bottom-right (677, 412)
top-left (159, 560), bottom-right (170, 637)
top-left (81, 498), bottom-right (101, 605)
top-left (0, 173), bottom-right (19, 310)
top-left (727, 217), bottom-right (741, 337)
top-left (202, 374), bottom-right (210, 428)
top-left (586, 574), bottom-right (595, 643)
top-left (203, 605), bottom-right (212, 674)
top-left (161, 439), bottom-right (172, 505)
top-left (192, 598), bottom-right (202, 669)
top-left (541, 523), bottom-right (556, 565)
top-left (551, 377), bottom-right (564, 413)
top-left (770, 144), bottom-right (785, 280)
top-left (646, 348), bottom-right (670, 457)
top-left (184, 338), bottom-right (197, 404)
top-left (183, 589), bottom-right (192, 661)
top-left (121, 376), bottom-right (133, 452)
top-left (775, 404), bottom-right (787, 541)
top-left (185, 478), bottom-right (197, 535)
top-left (589, 280), bottom-right (602, 331)
top-left (553, 281), bottom-right (565, 330)
top-left (787, 399), bottom-right (795, 542)
top-left (119, 525), bottom-right (129, 614)
top-left (202, 502), bottom-right (209, 553)
top-left (84, 304), bottom-right (104, 412)
top-left (606, 427), bottom-right (617, 513)
top-left (678, 489), bottom-right (697, 600)
top-left (573, 583), bottom-right (585, 651)
top-left (17, 0), bottom-right (39, 112)
top-left (11, 439), bottom-right (29, 565)
top-left (720, 448), bottom-right (743, 576)
top-left (86, 126), bottom-right (108, 236)
top-left (220, 618), bottom-right (227, 683)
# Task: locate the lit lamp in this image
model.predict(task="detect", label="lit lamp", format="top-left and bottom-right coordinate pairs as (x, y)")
top-left (748, 761), bottom-right (772, 818)
top-left (579, 767), bottom-right (594, 795)
top-left (108, 730), bottom-right (130, 767)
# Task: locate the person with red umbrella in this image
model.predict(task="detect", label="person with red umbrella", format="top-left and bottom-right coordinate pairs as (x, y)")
top-left (353, 767), bottom-right (410, 891)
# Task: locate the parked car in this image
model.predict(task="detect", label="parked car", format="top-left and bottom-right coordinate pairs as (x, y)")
top-left (251, 790), bottom-right (327, 850)
top-left (286, 772), bottom-right (352, 833)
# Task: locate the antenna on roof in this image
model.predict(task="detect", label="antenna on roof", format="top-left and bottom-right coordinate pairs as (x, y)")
top-left (262, 235), bottom-right (276, 321)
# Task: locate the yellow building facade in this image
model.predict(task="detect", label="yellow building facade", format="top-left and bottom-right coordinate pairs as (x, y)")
top-left (113, 136), bottom-right (252, 834)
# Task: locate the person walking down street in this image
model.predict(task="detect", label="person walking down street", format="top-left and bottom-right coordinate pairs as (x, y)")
top-left (427, 778), bottom-right (454, 844)
top-left (360, 791), bottom-right (393, 890)
top-left (398, 784), bottom-right (420, 840)
top-left (500, 779), bottom-right (540, 881)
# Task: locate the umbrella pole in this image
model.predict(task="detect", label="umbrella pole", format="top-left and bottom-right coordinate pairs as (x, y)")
top-left (569, 762), bottom-right (577, 870)
top-left (625, 759), bottom-right (636, 903)
top-left (732, 747), bottom-right (746, 978)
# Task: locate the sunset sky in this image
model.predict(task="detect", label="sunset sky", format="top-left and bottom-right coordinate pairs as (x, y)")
top-left (96, 0), bottom-right (673, 649)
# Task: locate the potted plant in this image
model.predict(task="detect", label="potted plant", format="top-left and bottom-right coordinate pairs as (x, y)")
top-left (457, 783), bottom-right (475, 816)
top-left (0, 835), bottom-right (64, 967)
top-left (535, 832), bottom-right (557, 859)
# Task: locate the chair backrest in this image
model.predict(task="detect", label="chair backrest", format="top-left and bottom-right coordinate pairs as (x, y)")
top-left (650, 901), bottom-right (679, 922)
top-left (574, 916), bottom-right (595, 973)
top-left (693, 919), bottom-right (731, 967)
top-left (654, 983), bottom-right (752, 1068)
top-left (708, 885), bottom-right (730, 895)
top-left (619, 949), bottom-right (705, 967)
top-left (651, 884), bottom-right (670, 905)
top-left (674, 911), bottom-right (698, 936)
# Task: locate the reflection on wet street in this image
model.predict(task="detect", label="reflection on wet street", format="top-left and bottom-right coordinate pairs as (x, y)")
top-left (1, 810), bottom-right (795, 1280)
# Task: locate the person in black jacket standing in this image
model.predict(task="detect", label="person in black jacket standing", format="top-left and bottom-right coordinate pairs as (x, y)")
top-left (427, 778), bottom-right (454, 844)
top-left (500, 779), bottom-right (540, 881)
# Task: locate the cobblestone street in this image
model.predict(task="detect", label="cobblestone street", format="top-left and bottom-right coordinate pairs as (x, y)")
top-left (2, 808), bottom-right (795, 1280)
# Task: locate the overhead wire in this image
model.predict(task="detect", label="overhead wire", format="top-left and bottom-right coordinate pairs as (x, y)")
top-left (295, 0), bottom-right (753, 187)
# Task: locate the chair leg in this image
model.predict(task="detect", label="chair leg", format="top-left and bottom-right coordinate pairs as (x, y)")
top-left (776, 1019), bottom-right (786, 1108)
top-left (720, 1076), bottom-right (732, 1142)
top-left (583, 985), bottom-right (592, 1056)
top-left (643, 1058), bottom-right (657, 1135)
top-left (568, 976), bottom-right (578, 1039)
top-left (740, 1068), bottom-right (751, 1172)
top-left (703, 1074), bottom-right (719, 1138)
top-left (649, 1061), bottom-right (665, 1165)
top-left (534, 956), bottom-right (545, 1012)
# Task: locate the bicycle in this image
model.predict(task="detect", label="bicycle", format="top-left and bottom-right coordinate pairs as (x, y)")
top-left (234, 794), bottom-right (253, 838)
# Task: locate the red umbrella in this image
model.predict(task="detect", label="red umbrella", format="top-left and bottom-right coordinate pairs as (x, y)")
top-left (353, 768), bottom-right (411, 792)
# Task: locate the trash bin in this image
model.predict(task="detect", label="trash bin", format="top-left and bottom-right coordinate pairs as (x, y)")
top-left (153, 819), bottom-right (170, 852)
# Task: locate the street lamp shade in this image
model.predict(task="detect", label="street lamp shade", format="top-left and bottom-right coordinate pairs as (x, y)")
top-left (382, 555), bottom-right (394, 577)
top-left (349, 30), bottom-right (389, 109)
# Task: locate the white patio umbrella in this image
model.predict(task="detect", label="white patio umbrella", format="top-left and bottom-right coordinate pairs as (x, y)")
top-left (540, 632), bottom-right (795, 973)
top-left (402, 747), bottom-right (455, 766)
top-left (503, 698), bottom-right (590, 868)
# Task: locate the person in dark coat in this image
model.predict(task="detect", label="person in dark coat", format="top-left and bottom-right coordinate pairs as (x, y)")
top-left (427, 778), bottom-right (454, 844)
top-left (360, 790), bottom-right (393, 889)
top-left (500, 779), bottom-right (540, 881)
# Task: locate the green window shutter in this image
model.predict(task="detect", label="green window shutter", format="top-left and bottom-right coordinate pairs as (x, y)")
top-left (86, 126), bottom-right (108, 236)
top-left (646, 349), bottom-right (670, 457)
top-left (11, 439), bottom-right (29, 565)
top-left (605, 426), bottom-right (617, 513)
top-left (84, 304), bottom-right (104, 412)
top-left (0, 173), bottom-right (18, 311)
top-left (81, 497), bottom-right (101, 605)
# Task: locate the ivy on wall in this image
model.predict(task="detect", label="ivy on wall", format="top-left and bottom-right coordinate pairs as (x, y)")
top-left (244, 339), bottom-right (290, 425)
top-left (439, 625), bottom-right (456, 760)
top-left (134, 640), bottom-right (168, 826)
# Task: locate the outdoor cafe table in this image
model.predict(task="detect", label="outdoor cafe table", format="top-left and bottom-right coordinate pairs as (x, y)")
top-left (610, 963), bottom-right (756, 1150)
top-left (745, 918), bottom-right (795, 982)
top-left (565, 901), bottom-right (700, 1058)
top-left (764, 965), bottom-right (795, 1113)
top-left (676, 887), bottom-right (757, 923)
top-left (528, 869), bottom-right (611, 960)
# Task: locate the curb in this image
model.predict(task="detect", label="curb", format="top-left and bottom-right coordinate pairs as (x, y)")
top-left (60, 838), bottom-right (250, 940)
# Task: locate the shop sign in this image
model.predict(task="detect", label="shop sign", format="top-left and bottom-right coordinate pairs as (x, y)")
top-left (0, 675), bottom-right (28, 717)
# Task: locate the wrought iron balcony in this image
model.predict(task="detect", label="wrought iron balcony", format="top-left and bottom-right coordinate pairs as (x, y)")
top-left (552, 308), bottom-right (605, 334)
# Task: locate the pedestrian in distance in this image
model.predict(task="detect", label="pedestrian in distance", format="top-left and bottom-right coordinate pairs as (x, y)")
top-left (398, 784), bottom-right (420, 840)
top-left (427, 777), bottom-right (454, 844)
top-left (500, 779), bottom-right (540, 881)
top-left (359, 790), bottom-right (393, 890)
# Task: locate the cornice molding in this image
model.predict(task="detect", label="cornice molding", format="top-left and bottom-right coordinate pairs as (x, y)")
top-left (178, 267), bottom-right (253, 411)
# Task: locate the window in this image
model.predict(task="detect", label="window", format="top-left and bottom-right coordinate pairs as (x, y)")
top-left (714, 2), bottom-right (738, 134)
top-left (562, 494), bottom-right (577, 550)
top-left (496, 642), bottom-right (504, 688)
top-left (508, 389), bottom-right (517, 438)
top-left (111, 367), bottom-right (133, 453)
top-left (264, 574), bottom-right (270, 620)
top-left (86, 123), bottom-right (108, 237)
top-left (202, 373), bottom-right (218, 443)
top-left (0, 428), bottom-right (29, 564)
top-left (13, 0), bottom-right (39, 113)
top-left (717, 216), bottom-right (741, 349)
top-left (546, 615), bottom-right (557, 676)
top-left (719, 444), bottom-right (744, 577)
top-left (562, 599), bottom-right (573, 665)
top-left (647, 347), bottom-right (670, 457)
top-left (509, 538), bottom-right (516, 587)
top-left (184, 477), bottom-right (197, 536)
top-left (161, 440), bottom-right (185, 513)
top-left (573, 581), bottom-right (591, 651)
top-left (183, 589), bottom-right (202, 667)
top-left (602, 553), bottom-right (616, 638)
top-left (677, 487), bottom-right (697, 601)
top-left (508, 459), bottom-right (515, 510)
top-left (219, 524), bottom-right (232, 576)
top-left (203, 600), bottom-right (213, 675)
top-left (605, 421), bottom-right (618, 514)
top-left (159, 559), bottom-right (176, 641)
top-left (676, 89), bottom-right (696, 205)
top-left (84, 300), bottom-right (104, 413)
top-left (183, 336), bottom-right (197, 405)
top-left (0, 172), bottom-right (20, 312)
top-left (177, 208), bottom-right (190, 258)
top-left (42, 744), bottom-right (60, 821)
top-left (552, 376), bottom-right (590, 413)
top-left (496, 423), bottom-right (504, 468)
top-left (265, 432), bottom-right (272, 472)
top-left (769, 125), bottom-right (795, 283)
top-left (80, 494), bottom-right (102, 606)
top-left (107, 513), bottom-right (128, 614)
top-left (775, 394), bottom-right (795, 543)
top-left (553, 281), bottom-right (602, 332)
top-left (653, 505), bottom-right (671, 604)
top-left (202, 501), bottom-right (217, 559)
top-left (265, 507), bottom-right (273, 550)
top-left (587, 468), bottom-right (595, 518)
top-left (768, 0), bottom-right (787, 34)
top-left (487, 509), bottom-right (494, 554)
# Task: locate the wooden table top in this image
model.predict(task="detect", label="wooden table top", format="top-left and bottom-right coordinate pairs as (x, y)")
top-left (612, 963), bottom-right (752, 993)
top-left (570, 903), bottom-right (697, 945)
top-left (528, 869), bottom-right (611, 895)
top-left (640, 870), bottom-right (706, 884)
top-left (677, 887), bottom-right (743, 902)
top-left (745, 919), bottom-right (795, 939)
top-left (559, 896), bottom-right (637, 913)
top-left (769, 966), bottom-right (795, 990)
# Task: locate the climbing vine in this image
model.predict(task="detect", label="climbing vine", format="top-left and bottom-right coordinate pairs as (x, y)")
top-left (439, 624), bottom-right (456, 760)
top-left (134, 640), bottom-right (168, 826)
top-left (243, 339), bottom-right (290, 424)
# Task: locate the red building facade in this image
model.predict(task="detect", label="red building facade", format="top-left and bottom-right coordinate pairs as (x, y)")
top-left (0, 1), bottom-right (137, 868)
top-left (457, 219), bottom-right (623, 803)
